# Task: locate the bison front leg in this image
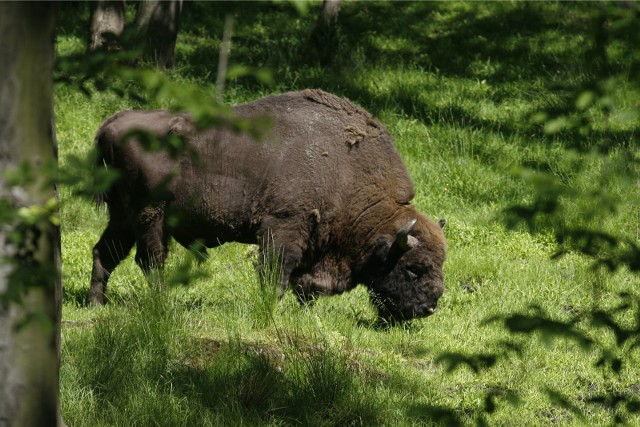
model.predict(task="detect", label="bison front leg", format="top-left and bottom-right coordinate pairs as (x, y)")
top-left (292, 260), bottom-right (351, 306)
top-left (257, 223), bottom-right (305, 295)
top-left (90, 215), bottom-right (135, 305)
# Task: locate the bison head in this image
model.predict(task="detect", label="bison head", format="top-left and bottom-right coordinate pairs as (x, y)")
top-left (367, 218), bottom-right (446, 321)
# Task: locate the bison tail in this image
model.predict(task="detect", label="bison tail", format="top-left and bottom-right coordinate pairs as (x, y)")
top-left (93, 126), bottom-right (115, 208)
top-left (95, 190), bottom-right (107, 207)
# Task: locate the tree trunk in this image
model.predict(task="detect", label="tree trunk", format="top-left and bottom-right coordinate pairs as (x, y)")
top-left (310, 0), bottom-right (343, 65)
top-left (89, 0), bottom-right (125, 51)
top-left (135, 0), bottom-right (183, 68)
top-left (52, 110), bottom-right (65, 427)
top-left (316, 0), bottom-right (342, 30)
top-left (0, 3), bottom-right (60, 426)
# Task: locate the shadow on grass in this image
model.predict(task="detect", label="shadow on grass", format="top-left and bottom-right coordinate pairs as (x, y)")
top-left (170, 337), bottom-right (384, 426)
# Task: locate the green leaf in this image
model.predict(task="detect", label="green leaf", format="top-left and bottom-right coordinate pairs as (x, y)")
top-left (575, 91), bottom-right (595, 111)
top-left (543, 117), bottom-right (568, 134)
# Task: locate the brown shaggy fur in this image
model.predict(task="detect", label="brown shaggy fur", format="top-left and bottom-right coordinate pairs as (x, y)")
top-left (89, 89), bottom-right (446, 320)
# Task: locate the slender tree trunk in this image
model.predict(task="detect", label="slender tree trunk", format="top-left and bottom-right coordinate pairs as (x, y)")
top-left (135, 0), bottom-right (183, 68)
top-left (316, 0), bottom-right (342, 30)
top-left (215, 14), bottom-right (234, 103)
top-left (52, 112), bottom-right (65, 427)
top-left (0, 3), bottom-right (60, 426)
top-left (89, 0), bottom-right (126, 51)
top-left (310, 0), bottom-right (343, 65)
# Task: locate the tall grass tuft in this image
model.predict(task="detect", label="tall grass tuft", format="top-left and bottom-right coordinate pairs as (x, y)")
top-left (176, 337), bottom-right (284, 419)
top-left (62, 288), bottom-right (192, 426)
top-left (281, 333), bottom-right (382, 426)
top-left (252, 233), bottom-right (285, 329)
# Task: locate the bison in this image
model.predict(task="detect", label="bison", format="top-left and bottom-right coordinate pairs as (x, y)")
top-left (89, 89), bottom-right (446, 321)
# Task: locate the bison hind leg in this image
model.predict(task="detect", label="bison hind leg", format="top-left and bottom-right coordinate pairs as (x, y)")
top-left (90, 216), bottom-right (135, 306)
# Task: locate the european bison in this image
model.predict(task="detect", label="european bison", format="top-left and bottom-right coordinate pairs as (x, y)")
top-left (90, 89), bottom-right (446, 320)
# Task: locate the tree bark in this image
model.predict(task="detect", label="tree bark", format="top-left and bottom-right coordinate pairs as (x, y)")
top-left (0, 3), bottom-right (60, 426)
top-left (310, 0), bottom-right (343, 65)
top-left (135, 0), bottom-right (183, 68)
top-left (52, 110), bottom-right (65, 427)
top-left (316, 0), bottom-right (342, 30)
top-left (89, 0), bottom-right (126, 51)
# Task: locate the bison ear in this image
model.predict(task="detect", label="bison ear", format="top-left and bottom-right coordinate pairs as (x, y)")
top-left (438, 219), bottom-right (446, 229)
top-left (395, 219), bottom-right (419, 252)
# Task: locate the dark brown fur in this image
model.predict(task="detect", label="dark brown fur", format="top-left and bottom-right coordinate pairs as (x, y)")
top-left (90, 89), bottom-right (447, 320)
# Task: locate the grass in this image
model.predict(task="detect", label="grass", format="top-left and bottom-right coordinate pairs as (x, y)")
top-left (56, 1), bottom-right (640, 426)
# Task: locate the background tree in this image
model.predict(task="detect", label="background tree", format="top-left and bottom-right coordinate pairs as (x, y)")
top-left (309, 0), bottom-right (342, 65)
top-left (89, 0), bottom-right (182, 68)
top-left (89, 0), bottom-right (125, 51)
top-left (315, 0), bottom-right (342, 29)
top-left (0, 3), bottom-right (62, 426)
top-left (135, 0), bottom-right (183, 68)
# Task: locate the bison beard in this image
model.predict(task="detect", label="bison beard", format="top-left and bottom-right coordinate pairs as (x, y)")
top-left (89, 89), bottom-right (447, 321)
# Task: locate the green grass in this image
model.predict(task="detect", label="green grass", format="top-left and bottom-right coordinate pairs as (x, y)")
top-left (56, 2), bottom-right (640, 426)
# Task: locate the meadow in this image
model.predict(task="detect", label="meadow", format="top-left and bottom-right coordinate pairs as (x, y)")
top-left (55, 2), bottom-right (640, 426)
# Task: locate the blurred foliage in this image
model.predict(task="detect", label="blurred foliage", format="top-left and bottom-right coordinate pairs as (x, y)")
top-left (0, 163), bottom-right (58, 311)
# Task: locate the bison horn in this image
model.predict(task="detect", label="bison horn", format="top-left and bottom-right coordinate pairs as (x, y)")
top-left (396, 219), bottom-right (419, 252)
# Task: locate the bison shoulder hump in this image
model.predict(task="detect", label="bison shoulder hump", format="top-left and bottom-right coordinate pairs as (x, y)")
top-left (301, 89), bottom-right (374, 121)
top-left (300, 89), bottom-right (387, 142)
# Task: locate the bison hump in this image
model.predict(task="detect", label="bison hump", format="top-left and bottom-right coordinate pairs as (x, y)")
top-left (300, 89), bottom-right (386, 145)
top-left (301, 89), bottom-right (372, 119)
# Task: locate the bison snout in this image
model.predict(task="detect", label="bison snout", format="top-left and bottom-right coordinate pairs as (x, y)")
top-left (417, 302), bottom-right (437, 317)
